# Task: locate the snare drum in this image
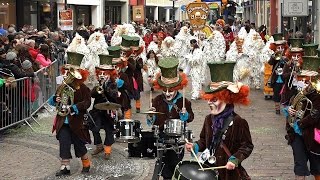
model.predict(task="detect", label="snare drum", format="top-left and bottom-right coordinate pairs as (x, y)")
top-left (173, 161), bottom-right (218, 180)
top-left (115, 119), bottom-right (141, 142)
top-left (164, 119), bottom-right (184, 137)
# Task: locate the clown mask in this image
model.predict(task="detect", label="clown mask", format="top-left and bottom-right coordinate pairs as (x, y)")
top-left (163, 89), bottom-right (177, 101)
top-left (208, 98), bottom-right (227, 115)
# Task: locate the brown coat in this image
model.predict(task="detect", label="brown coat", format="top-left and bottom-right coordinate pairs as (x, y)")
top-left (152, 93), bottom-right (194, 130)
top-left (118, 72), bottom-right (131, 111)
top-left (196, 113), bottom-right (254, 180)
top-left (134, 57), bottom-right (144, 92)
top-left (55, 83), bottom-right (91, 143)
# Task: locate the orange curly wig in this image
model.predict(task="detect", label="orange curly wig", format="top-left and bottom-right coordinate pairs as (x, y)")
top-left (95, 68), bottom-right (118, 81)
top-left (60, 67), bottom-right (90, 84)
top-left (201, 85), bottom-right (250, 106)
top-left (153, 72), bottom-right (188, 91)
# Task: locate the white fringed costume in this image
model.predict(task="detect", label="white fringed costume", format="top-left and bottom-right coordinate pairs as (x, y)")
top-left (186, 41), bottom-right (203, 100)
top-left (87, 32), bottom-right (109, 69)
top-left (242, 29), bottom-right (265, 88)
top-left (173, 26), bottom-right (192, 74)
top-left (230, 27), bottom-right (252, 86)
top-left (206, 30), bottom-right (226, 63)
top-left (66, 33), bottom-right (90, 68)
top-left (160, 36), bottom-right (176, 58)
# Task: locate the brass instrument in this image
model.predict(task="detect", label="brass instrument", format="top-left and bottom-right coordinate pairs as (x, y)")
top-left (274, 51), bottom-right (283, 61)
top-left (288, 55), bottom-right (300, 90)
top-left (55, 67), bottom-right (82, 116)
top-left (288, 89), bottom-right (313, 127)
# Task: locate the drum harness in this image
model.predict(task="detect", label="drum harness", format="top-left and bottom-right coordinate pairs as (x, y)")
top-left (209, 114), bottom-right (234, 161)
top-left (209, 114), bottom-right (251, 179)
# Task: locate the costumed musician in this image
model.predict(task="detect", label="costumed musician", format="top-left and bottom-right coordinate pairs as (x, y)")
top-left (126, 36), bottom-right (144, 113)
top-left (147, 57), bottom-right (194, 180)
top-left (89, 54), bottom-right (120, 159)
top-left (185, 62), bottom-right (254, 180)
top-left (281, 48), bottom-right (304, 107)
top-left (268, 40), bottom-right (289, 114)
top-left (109, 45), bottom-right (132, 119)
top-left (48, 53), bottom-right (92, 176)
top-left (286, 78), bottom-right (320, 180)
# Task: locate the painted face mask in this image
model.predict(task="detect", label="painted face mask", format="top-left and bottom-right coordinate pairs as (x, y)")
top-left (163, 89), bottom-right (177, 101)
top-left (208, 98), bottom-right (227, 115)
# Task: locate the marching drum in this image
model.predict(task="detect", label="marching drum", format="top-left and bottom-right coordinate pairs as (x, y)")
top-left (173, 161), bottom-right (218, 180)
top-left (115, 119), bottom-right (141, 142)
top-left (164, 119), bottom-right (184, 137)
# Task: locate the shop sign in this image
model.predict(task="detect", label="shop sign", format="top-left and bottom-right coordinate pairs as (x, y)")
top-left (132, 5), bottom-right (144, 22)
top-left (283, 0), bottom-right (308, 17)
top-left (58, 9), bottom-right (73, 31)
top-left (208, 2), bottom-right (220, 10)
top-left (186, 2), bottom-right (210, 31)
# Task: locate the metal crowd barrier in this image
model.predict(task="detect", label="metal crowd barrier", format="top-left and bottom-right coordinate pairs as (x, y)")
top-left (0, 60), bottom-right (59, 131)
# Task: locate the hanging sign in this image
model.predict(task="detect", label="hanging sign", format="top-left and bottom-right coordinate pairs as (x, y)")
top-left (132, 5), bottom-right (145, 22)
top-left (58, 9), bottom-right (73, 31)
top-left (186, 2), bottom-right (210, 30)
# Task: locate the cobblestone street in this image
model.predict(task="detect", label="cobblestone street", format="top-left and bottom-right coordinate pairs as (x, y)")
top-left (0, 86), bottom-right (313, 180)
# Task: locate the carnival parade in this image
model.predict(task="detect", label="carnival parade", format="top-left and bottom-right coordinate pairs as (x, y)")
top-left (0, 0), bottom-right (320, 180)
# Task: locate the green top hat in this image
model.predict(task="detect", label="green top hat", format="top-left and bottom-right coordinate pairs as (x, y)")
top-left (273, 33), bottom-right (283, 41)
top-left (289, 38), bottom-right (304, 48)
top-left (302, 43), bottom-right (319, 56)
top-left (205, 61), bottom-right (236, 93)
top-left (108, 46), bottom-right (121, 58)
top-left (98, 54), bottom-right (115, 70)
top-left (66, 52), bottom-right (84, 69)
top-left (121, 35), bottom-right (132, 51)
top-left (131, 36), bottom-right (140, 50)
top-left (157, 57), bottom-right (182, 88)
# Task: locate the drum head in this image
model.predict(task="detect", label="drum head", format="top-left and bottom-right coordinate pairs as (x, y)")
top-left (175, 161), bottom-right (217, 180)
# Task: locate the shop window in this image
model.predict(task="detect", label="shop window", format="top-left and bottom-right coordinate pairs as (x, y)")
top-left (0, 0), bottom-right (16, 28)
top-left (76, 6), bottom-right (91, 26)
top-left (105, 6), bottom-right (121, 24)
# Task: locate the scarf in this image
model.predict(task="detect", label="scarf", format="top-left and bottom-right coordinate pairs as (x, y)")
top-left (211, 104), bottom-right (234, 136)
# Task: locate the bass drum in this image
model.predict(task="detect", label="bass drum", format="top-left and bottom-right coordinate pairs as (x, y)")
top-left (173, 161), bottom-right (218, 180)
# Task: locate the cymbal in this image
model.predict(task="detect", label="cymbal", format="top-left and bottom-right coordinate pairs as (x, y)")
top-left (140, 111), bottom-right (165, 114)
top-left (94, 102), bottom-right (121, 110)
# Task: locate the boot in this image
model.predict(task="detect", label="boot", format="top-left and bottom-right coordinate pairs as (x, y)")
top-left (275, 102), bottom-right (281, 115)
top-left (104, 146), bottom-right (112, 160)
top-left (124, 109), bottom-right (132, 119)
top-left (315, 175), bottom-right (320, 180)
top-left (135, 100), bottom-right (141, 113)
top-left (55, 165), bottom-right (71, 176)
top-left (81, 158), bottom-right (91, 173)
top-left (91, 144), bottom-right (104, 155)
top-left (295, 176), bottom-right (306, 180)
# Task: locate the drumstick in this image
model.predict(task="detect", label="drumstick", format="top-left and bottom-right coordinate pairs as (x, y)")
top-left (198, 166), bottom-right (227, 171)
top-left (185, 139), bottom-right (204, 170)
top-left (182, 88), bottom-right (185, 109)
top-left (150, 90), bottom-right (152, 108)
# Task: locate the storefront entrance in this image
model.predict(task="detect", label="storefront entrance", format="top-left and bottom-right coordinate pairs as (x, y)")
top-left (75, 5), bottom-right (91, 26)
top-left (105, 5), bottom-right (121, 24)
